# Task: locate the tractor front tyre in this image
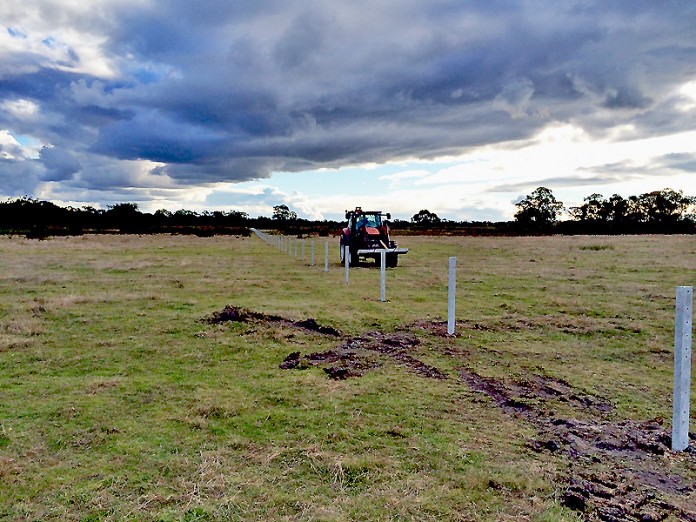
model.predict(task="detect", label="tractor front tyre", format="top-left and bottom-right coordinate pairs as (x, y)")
top-left (386, 253), bottom-right (398, 268)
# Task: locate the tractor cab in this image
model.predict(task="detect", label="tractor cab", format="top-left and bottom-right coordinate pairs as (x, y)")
top-left (340, 207), bottom-right (407, 267)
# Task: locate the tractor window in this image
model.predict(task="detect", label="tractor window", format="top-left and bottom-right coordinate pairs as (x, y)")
top-left (357, 214), bottom-right (381, 228)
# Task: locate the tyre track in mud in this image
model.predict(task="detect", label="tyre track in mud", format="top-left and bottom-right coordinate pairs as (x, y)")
top-left (460, 367), bottom-right (696, 521)
top-left (206, 307), bottom-right (696, 521)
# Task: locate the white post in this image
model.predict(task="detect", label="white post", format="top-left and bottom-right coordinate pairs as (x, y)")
top-left (673, 285), bottom-right (692, 451)
top-left (380, 250), bottom-right (386, 302)
top-left (447, 256), bottom-right (456, 335)
top-left (344, 245), bottom-right (350, 284)
top-left (324, 241), bottom-right (329, 272)
top-left (301, 239), bottom-right (305, 261)
top-left (311, 240), bottom-right (315, 266)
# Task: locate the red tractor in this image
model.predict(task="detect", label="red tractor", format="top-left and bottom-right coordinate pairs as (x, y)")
top-left (340, 207), bottom-right (408, 267)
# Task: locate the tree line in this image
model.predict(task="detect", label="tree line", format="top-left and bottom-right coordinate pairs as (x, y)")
top-left (513, 186), bottom-right (696, 234)
top-left (1, 187), bottom-right (694, 238)
top-left (0, 199), bottom-right (340, 238)
top-left (408, 187), bottom-right (696, 235)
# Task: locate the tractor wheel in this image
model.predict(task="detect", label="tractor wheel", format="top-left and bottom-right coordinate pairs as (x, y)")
top-left (386, 253), bottom-right (398, 268)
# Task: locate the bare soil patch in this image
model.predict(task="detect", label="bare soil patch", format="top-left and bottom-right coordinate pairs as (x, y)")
top-left (280, 330), bottom-right (446, 380)
top-left (461, 366), bottom-right (696, 521)
top-left (207, 307), bottom-right (696, 520)
top-left (204, 305), bottom-right (341, 336)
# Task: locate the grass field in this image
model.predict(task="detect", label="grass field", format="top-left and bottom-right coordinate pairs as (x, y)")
top-left (1, 233), bottom-right (695, 521)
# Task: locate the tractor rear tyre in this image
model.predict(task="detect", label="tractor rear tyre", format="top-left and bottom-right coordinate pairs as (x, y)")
top-left (386, 253), bottom-right (398, 268)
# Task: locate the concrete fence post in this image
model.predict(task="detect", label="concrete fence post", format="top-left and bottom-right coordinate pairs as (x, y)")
top-left (301, 239), bottom-right (305, 261)
top-left (447, 256), bottom-right (456, 335)
top-left (380, 250), bottom-right (386, 302)
top-left (324, 242), bottom-right (329, 272)
top-left (344, 245), bottom-right (350, 284)
top-left (673, 285), bottom-right (692, 451)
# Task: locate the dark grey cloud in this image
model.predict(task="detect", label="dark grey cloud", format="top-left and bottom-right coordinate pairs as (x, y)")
top-left (662, 153), bottom-right (696, 172)
top-left (0, 157), bottom-right (43, 196)
top-left (38, 146), bottom-right (81, 181)
top-left (488, 174), bottom-right (639, 194)
top-left (1, 0), bottom-right (696, 204)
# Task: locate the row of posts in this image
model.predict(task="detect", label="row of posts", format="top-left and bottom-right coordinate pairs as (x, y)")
top-left (251, 230), bottom-right (456, 328)
top-left (252, 228), bottom-right (330, 273)
top-left (252, 229), bottom-right (691, 451)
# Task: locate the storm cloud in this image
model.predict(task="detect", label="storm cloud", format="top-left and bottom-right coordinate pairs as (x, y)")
top-left (1, 0), bottom-right (695, 206)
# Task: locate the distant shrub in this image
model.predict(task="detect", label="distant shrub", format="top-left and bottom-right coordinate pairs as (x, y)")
top-left (579, 245), bottom-right (614, 251)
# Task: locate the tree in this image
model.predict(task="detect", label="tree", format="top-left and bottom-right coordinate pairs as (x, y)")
top-left (105, 203), bottom-right (143, 232)
top-left (638, 189), bottom-right (695, 225)
top-left (514, 187), bottom-right (564, 230)
top-left (272, 204), bottom-right (297, 221)
top-left (569, 193), bottom-right (608, 223)
top-left (606, 194), bottom-right (645, 225)
top-left (411, 209), bottom-right (441, 227)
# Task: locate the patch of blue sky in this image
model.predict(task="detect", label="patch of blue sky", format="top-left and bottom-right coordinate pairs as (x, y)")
top-left (15, 134), bottom-right (42, 158)
top-left (132, 67), bottom-right (162, 85)
top-left (7, 27), bottom-right (27, 38)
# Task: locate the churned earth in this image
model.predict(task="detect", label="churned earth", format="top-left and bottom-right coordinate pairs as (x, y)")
top-left (208, 306), bottom-right (696, 522)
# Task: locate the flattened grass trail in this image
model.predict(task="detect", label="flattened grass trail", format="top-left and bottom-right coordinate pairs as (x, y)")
top-left (1, 234), bottom-right (694, 521)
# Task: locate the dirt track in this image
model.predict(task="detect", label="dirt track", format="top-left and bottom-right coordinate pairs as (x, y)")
top-left (207, 306), bottom-right (696, 521)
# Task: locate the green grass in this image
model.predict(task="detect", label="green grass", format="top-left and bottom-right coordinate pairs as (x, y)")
top-left (1, 233), bottom-right (694, 520)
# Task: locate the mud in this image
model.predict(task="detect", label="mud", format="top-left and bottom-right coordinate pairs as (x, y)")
top-left (280, 330), bottom-right (445, 380)
top-left (279, 351), bottom-right (310, 370)
top-left (205, 306), bottom-right (441, 380)
top-left (338, 331), bottom-right (448, 380)
top-left (205, 305), bottom-right (341, 336)
top-left (207, 307), bottom-right (696, 520)
top-left (460, 367), bottom-right (696, 521)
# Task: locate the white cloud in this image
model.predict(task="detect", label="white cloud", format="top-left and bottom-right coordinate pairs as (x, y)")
top-left (1, 99), bottom-right (39, 117)
top-left (677, 79), bottom-right (696, 112)
top-left (0, 130), bottom-right (43, 159)
top-left (0, 130), bottom-right (22, 159)
top-left (1, 0), bottom-right (125, 78)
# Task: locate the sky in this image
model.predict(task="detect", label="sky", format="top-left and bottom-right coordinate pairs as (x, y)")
top-left (1, 1), bottom-right (696, 222)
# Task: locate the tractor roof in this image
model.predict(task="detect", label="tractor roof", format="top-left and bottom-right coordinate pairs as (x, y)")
top-left (348, 207), bottom-right (383, 214)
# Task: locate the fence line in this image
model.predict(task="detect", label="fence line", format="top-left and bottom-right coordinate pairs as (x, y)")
top-left (251, 229), bottom-right (694, 450)
top-left (250, 228), bottom-right (456, 319)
